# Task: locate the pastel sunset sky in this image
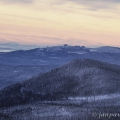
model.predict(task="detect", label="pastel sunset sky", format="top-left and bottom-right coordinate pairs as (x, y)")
top-left (0, 0), bottom-right (120, 47)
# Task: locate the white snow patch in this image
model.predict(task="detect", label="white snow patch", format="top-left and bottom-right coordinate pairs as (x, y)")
top-left (59, 108), bottom-right (71, 116)
top-left (68, 51), bottom-right (87, 55)
top-left (39, 60), bottom-right (48, 62)
top-left (13, 70), bottom-right (18, 73)
top-left (49, 57), bottom-right (60, 59)
top-left (32, 59), bottom-right (48, 62)
top-left (68, 93), bottom-right (120, 102)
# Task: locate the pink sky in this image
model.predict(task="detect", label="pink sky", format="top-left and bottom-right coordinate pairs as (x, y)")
top-left (0, 0), bottom-right (120, 47)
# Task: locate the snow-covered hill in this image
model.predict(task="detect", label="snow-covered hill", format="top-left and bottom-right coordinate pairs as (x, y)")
top-left (0, 59), bottom-right (120, 107)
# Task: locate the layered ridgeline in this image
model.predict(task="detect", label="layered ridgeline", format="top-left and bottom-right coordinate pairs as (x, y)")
top-left (0, 59), bottom-right (120, 107)
top-left (1, 45), bottom-right (120, 66)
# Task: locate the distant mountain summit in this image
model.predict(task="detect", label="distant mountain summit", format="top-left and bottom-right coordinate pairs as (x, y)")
top-left (90, 46), bottom-right (120, 53)
top-left (0, 44), bottom-right (120, 66)
top-left (0, 42), bottom-right (39, 52)
top-left (0, 59), bottom-right (120, 107)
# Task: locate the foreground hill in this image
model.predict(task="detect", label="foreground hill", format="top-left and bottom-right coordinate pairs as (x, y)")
top-left (0, 59), bottom-right (120, 107)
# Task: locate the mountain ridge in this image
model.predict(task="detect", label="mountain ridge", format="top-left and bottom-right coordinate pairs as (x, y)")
top-left (0, 44), bottom-right (120, 66)
top-left (0, 59), bottom-right (120, 107)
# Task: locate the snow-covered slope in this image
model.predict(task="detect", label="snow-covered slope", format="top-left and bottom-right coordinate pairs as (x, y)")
top-left (0, 59), bottom-right (120, 107)
top-left (90, 46), bottom-right (120, 53)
